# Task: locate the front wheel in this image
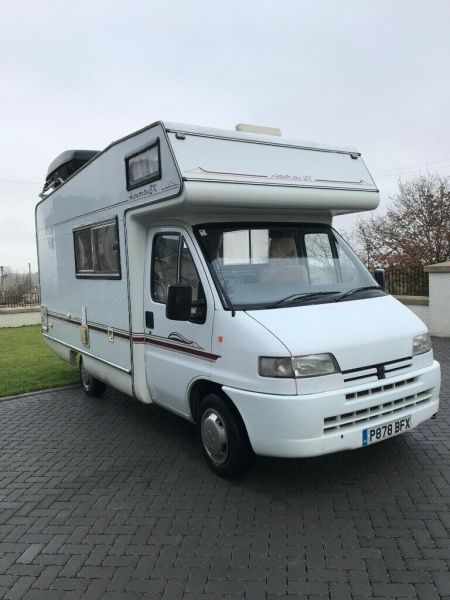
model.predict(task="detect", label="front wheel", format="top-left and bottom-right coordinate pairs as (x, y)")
top-left (79, 358), bottom-right (107, 397)
top-left (198, 393), bottom-right (251, 479)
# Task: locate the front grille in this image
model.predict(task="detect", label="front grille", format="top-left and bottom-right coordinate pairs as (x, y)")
top-left (342, 356), bottom-right (413, 385)
top-left (346, 377), bottom-right (417, 400)
top-left (323, 388), bottom-right (434, 434)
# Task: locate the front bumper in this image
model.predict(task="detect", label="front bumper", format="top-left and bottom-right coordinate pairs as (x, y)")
top-left (223, 360), bottom-right (440, 458)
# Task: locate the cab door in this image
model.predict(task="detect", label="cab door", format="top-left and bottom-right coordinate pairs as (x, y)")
top-left (143, 227), bottom-right (216, 416)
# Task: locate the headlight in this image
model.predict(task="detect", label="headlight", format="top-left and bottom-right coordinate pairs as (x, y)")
top-left (258, 357), bottom-right (294, 378)
top-left (259, 353), bottom-right (340, 378)
top-left (412, 332), bottom-right (432, 356)
top-left (292, 353), bottom-right (340, 377)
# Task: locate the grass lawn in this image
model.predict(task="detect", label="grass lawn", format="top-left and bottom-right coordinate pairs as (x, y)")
top-left (0, 325), bottom-right (80, 398)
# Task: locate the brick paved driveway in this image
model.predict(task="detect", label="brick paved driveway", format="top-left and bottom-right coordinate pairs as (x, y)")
top-left (0, 339), bottom-right (449, 600)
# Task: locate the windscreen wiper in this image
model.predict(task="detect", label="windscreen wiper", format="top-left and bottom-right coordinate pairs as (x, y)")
top-left (335, 285), bottom-right (383, 301)
top-left (267, 291), bottom-right (340, 308)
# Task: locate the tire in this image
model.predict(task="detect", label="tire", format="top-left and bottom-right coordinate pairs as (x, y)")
top-left (79, 358), bottom-right (107, 397)
top-left (197, 392), bottom-right (251, 479)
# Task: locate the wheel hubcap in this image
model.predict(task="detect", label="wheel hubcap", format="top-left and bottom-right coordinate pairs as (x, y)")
top-left (201, 409), bottom-right (229, 465)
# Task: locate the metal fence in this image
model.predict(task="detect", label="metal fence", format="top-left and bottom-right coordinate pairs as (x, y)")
top-left (384, 266), bottom-right (429, 297)
top-left (0, 292), bottom-right (41, 308)
top-left (0, 269), bottom-right (430, 305)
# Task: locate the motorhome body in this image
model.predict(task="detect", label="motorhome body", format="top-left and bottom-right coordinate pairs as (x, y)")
top-left (36, 122), bottom-right (440, 477)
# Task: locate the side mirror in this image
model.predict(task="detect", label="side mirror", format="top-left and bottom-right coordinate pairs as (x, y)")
top-left (374, 268), bottom-right (385, 290)
top-left (166, 284), bottom-right (192, 321)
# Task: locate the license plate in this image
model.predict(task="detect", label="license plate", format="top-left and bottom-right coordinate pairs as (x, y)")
top-left (362, 415), bottom-right (411, 447)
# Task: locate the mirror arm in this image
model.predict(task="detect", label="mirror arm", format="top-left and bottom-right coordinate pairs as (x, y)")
top-left (191, 298), bottom-right (206, 308)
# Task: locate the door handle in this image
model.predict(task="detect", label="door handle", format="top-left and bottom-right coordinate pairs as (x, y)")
top-left (145, 311), bottom-right (154, 329)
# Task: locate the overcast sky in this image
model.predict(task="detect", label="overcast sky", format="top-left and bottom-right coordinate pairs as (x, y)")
top-left (1, 0), bottom-right (449, 272)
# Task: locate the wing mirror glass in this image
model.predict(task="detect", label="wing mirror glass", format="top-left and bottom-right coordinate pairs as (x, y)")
top-left (166, 284), bottom-right (192, 321)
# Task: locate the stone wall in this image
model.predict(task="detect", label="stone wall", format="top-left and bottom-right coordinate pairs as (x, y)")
top-left (0, 307), bottom-right (41, 328)
top-left (425, 261), bottom-right (450, 337)
top-left (394, 295), bottom-right (430, 328)
top-left (395, 262), bottom-right (450, 337)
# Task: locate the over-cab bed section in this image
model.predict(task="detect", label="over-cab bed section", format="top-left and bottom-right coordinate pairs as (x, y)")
top-left (164, 122), bottom-right (379, 215)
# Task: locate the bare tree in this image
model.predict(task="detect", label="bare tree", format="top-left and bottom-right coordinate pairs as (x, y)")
top-left (0, 265), bottom-right (11, 295)
top-left (351, 173), bottom-right (450, 267)
top-left (0, 267), bottom-right (36, 303)
top-left (348, 217), bottom-right (378, 270)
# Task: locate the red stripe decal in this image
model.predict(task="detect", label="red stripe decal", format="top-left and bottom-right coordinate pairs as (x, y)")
top-left (47, 311), bottom-right (130, 339)
top-left (132, 334), bottom-right (220, 361)
top-left (46, 311), bottom-right (219, 361)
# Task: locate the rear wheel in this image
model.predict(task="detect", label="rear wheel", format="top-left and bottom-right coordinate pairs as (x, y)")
top-left (198, 392), bottom-right (251, 479)
top-left (79, 358), bottom-right (107, 397)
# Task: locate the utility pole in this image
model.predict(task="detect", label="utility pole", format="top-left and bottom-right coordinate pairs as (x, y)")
top-left (28, 262), bottom-right (32, 291)
top-left (0, 265), bottom-right (6, 302)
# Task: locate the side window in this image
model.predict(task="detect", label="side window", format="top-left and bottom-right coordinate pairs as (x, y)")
top-left (152, 235), bottom-right (206, 322)
top-left (74, 218), bottom-right (120, 278)
top-left (74, 227), bottom-right (94, 272)
top-left (125, 139), bottom-right (161, 190)
top-left (152, 234), bottom-right (180, 303)
top-left (92, 223), bottom-right (120, 273)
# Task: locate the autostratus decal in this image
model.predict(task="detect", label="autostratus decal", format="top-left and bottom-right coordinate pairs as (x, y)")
top-left (186, 166), bottom-right (314, 182)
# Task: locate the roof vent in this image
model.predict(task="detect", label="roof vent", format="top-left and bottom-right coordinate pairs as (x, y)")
top-left (235, 123), bottom-right (282, 136)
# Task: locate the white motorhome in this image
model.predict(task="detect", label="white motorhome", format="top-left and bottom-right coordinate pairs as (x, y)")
top-left (36, 121), bottom-right (440, 477)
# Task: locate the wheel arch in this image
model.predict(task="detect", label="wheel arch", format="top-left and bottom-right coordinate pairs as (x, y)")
top-left (188, 378), bottom-right (252, 447)
top-left (188, 379), bottom-right (223, 423)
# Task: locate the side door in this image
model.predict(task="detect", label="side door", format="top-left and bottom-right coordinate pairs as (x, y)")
top-left (144, 227), bottom-right (216, 416)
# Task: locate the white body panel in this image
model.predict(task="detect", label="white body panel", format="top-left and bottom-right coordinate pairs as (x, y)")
top-left (35, 121), bottom-right (440, 459)
top-left (169, 131), bottom-right (375, 193)
top-left (143, 226), bottom-right (216, 416)
top-left (36, 122), bottom-right (181, 384)
top-left (224, 362), bottom-right (440, 457)
top-left (248, 295), bottom-right (428, 374)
